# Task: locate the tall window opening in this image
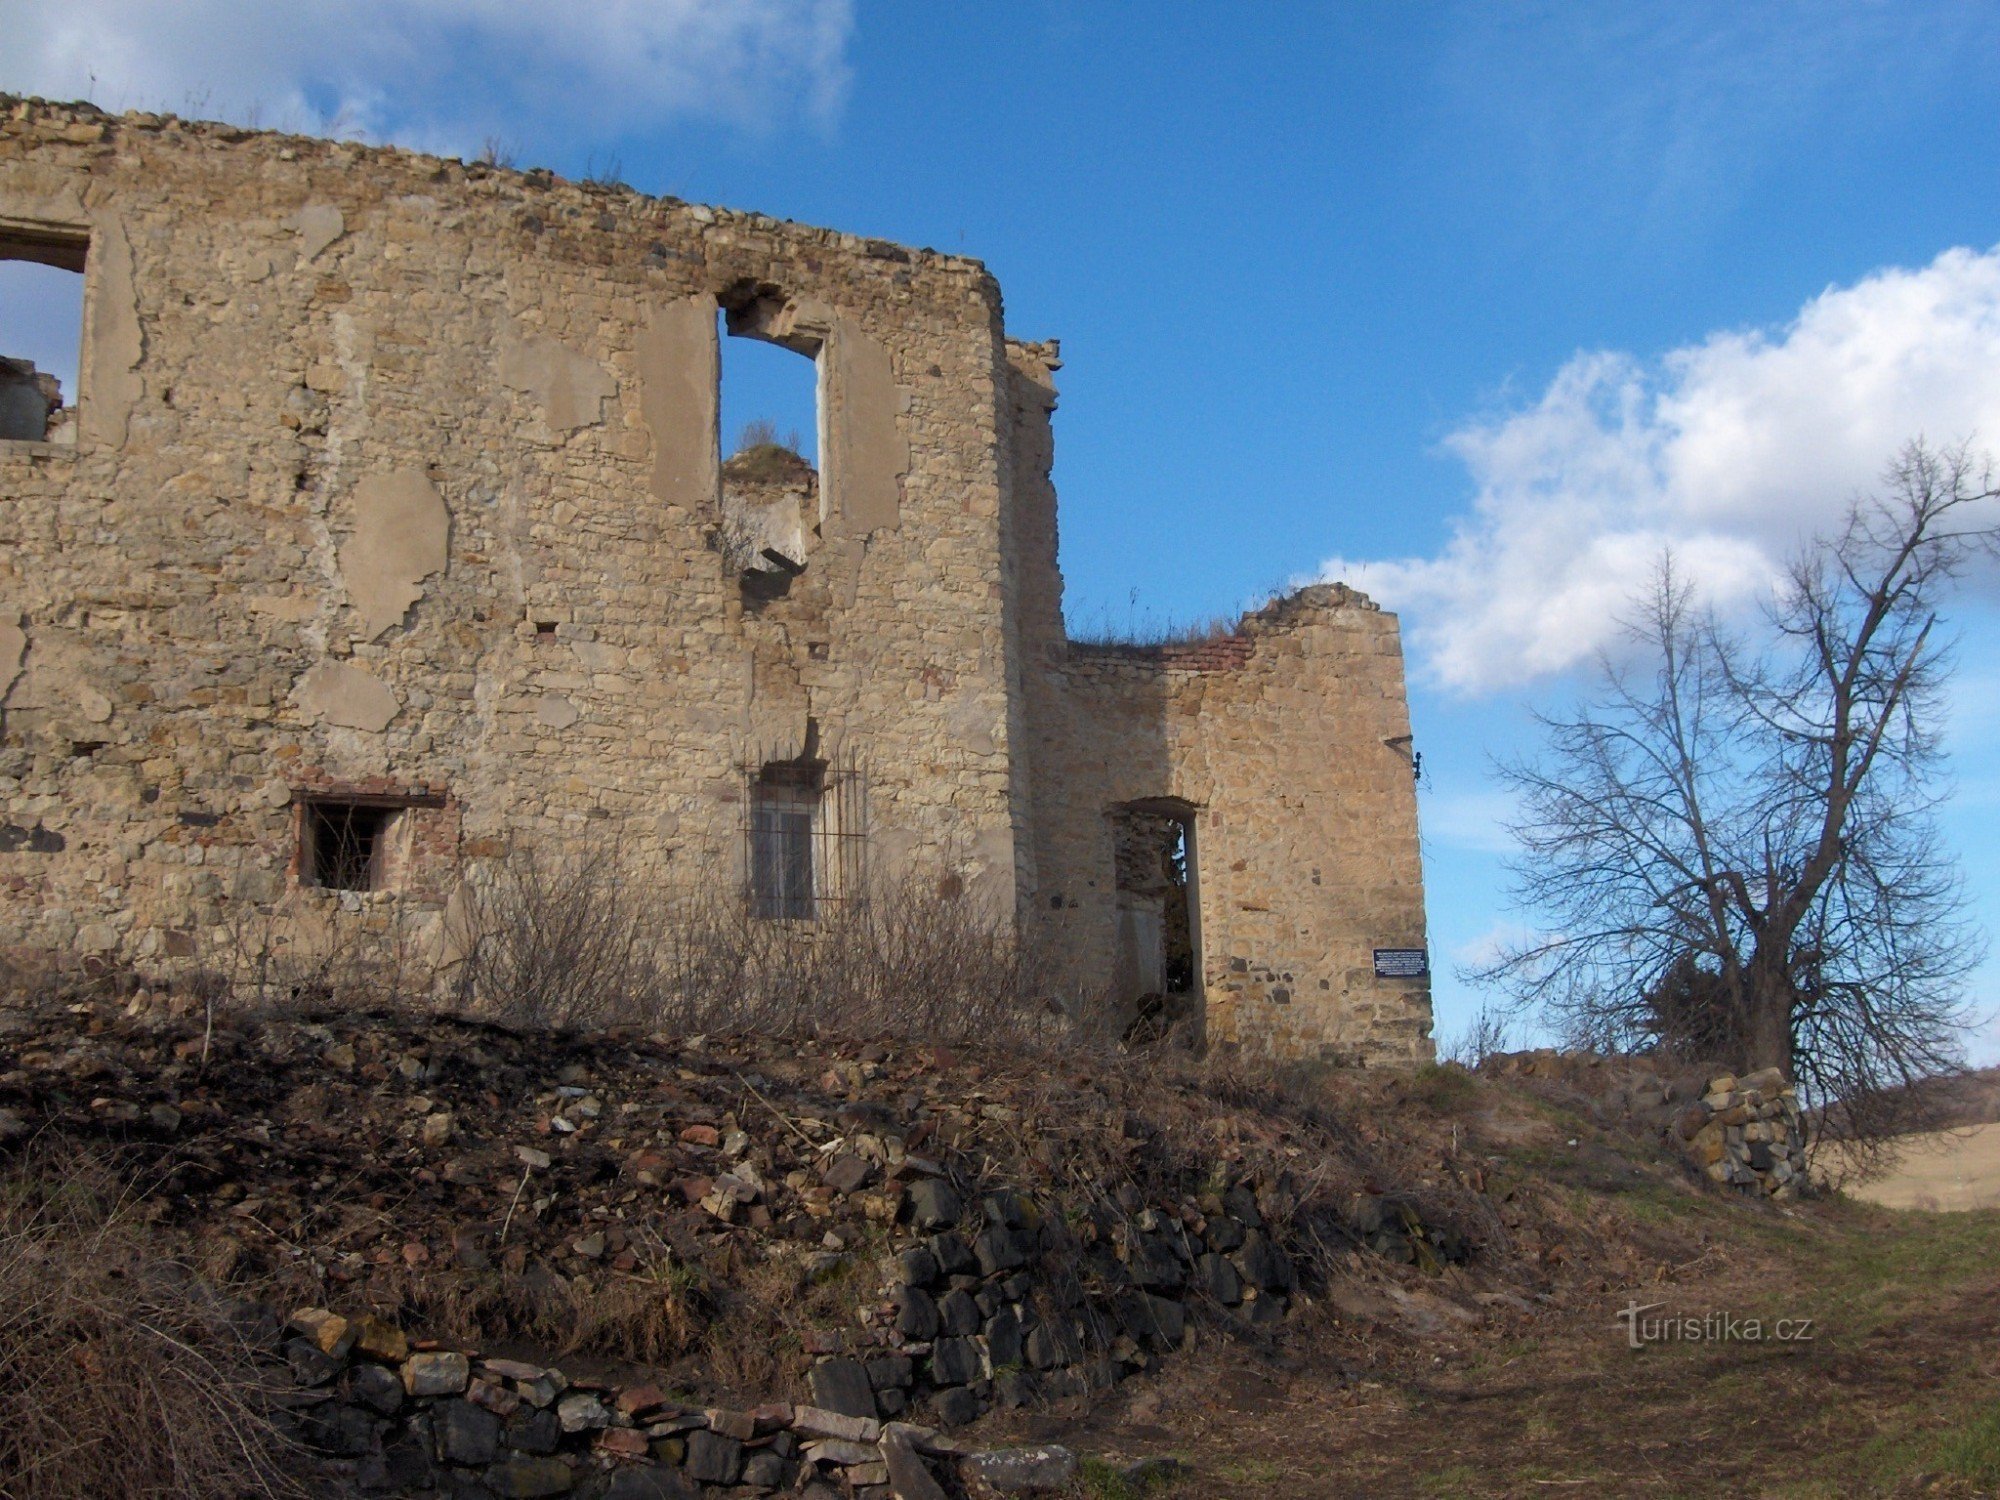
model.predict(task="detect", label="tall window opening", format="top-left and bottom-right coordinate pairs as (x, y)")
top-left (0, 229), bottom-right (86, 444)
top-left (718, 287), bottom-right (822, 588)
top-left (742, 737), bottom-right (867, 922)
top-left (750, 762), bottom-right (823, 921)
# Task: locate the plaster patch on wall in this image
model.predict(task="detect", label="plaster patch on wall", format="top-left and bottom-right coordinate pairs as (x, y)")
top-left (534, 695), bottom-right (580, 729)
top-left (0, 167), bottom-right (88, 227)
top-left (292, 203), bottom-right (345, 261)
top-left (0, 613), bottom-right (24, 702)
top-left (86, 215), bottom-right (142, 446)
top-left (824, 321), bottom-right (907, 534)
top-left (338, 470), bottom-right (450, 639)
top-left (637, 296), bottom-right (719, 510)
top-left (499, 329), bottom-right (617, 435)
top-left (298, 660), bottom-right (400, 732)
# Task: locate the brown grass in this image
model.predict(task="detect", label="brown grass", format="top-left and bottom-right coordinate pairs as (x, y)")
top-left (0, 1148), bottom-right (298, 1500)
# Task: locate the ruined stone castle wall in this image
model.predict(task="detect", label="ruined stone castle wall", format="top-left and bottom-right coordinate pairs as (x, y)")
top-left (1001, 347), bottom-right (1431, 1062)
top-left (0, 97), bottom-right (1018, 969)
top-left (0, 98), bottom-right (1430, 1063)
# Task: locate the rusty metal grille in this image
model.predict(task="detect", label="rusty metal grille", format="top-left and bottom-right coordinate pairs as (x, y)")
top-left (739, 745), bottom-right (867, 921)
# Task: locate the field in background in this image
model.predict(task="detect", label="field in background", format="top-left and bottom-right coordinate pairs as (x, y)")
top-left (1822, 1122), bottom-right (2000, 1211)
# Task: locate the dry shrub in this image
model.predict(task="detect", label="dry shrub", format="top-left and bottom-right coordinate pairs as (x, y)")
top-left (0, 1148), bottom-right (297, 1500)
top-left (449, 842), bottom-right (662, 1032)
top-left (194, 886), bottom-right (436, 1025)
top-left (456, 843), bottom-right (1049, 1046)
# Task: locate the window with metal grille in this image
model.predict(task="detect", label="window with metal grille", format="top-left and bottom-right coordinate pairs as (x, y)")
top-left (750, 769), bottom-right (819, 920)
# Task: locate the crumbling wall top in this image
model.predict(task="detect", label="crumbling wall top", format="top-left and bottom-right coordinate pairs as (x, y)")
top-left (1064, 582), bottom-right (1383, 675)
top-left (0, 93), bottom-right (997, 290)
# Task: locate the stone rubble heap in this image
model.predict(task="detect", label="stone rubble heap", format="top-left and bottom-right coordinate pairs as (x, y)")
top-left (268, 1302), bottom-right (1083, 1498)
top-left (1481, 1052), bottom-right (1806, 1199)
top-left (1670, 1068), bottom-right (1806, 1197)
top-left (0, 1005), bottom-right (1311, 1433)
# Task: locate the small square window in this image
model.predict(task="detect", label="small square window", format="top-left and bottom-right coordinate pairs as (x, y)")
top-left (304, 800), bottom-right (404, 892)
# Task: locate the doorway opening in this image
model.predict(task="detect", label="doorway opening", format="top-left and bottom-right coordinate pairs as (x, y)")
top-left (1108, 798), bottom-right (1201, 1044)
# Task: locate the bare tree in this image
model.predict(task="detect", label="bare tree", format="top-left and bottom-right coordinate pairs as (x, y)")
top-left (1478, 440), bottom-right (1997, 1131)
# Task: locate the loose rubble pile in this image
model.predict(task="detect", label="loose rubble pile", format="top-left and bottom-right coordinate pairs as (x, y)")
top-left (1668, 1068), bottom-right (1807, 1196)
top-left (265, 1301), bottom-right (1084, 1498)
top-left (0, 999), bottom-right (1333, 1439)
top-left (1481, 1052), bottom-right (1807, 1199)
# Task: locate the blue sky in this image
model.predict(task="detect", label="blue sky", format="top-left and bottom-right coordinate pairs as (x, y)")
top-left (5, 1), bottom-right (1999, 1060)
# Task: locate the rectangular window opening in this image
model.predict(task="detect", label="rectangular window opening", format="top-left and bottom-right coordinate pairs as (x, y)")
top-left (0, 227), bottom-right (87, 445)
top-left (718, 292), bottom-right (822, 583)
top-left (304, 800), bottom-right (405, 893)
top-left (750, 764), bottom-right (822, 921)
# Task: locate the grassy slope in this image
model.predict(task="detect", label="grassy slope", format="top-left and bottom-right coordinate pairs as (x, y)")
top-left (1053, 1142), bottom-right (2000, 1499)
top-left (5, 993), bottom-right (1997, 1500)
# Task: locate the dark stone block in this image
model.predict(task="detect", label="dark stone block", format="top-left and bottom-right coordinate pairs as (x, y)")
top-left (895, 1286), bottom-right (940, 1340)
top-left (684, 1429), bottom-right (744, 1486)
top-left (865, 1354), bottom-right (914, 1390)
top-left (303, 1401), bottom-right (379, 1455)
top-left (485, 1457), bottom-right (576, 1498)
top-left (1141, 1294), bottom-right (1185, 1348)
top-left (439, 1470), bottom-right (500, 1500)
top-left (973, 1226), bottom-right (1033, 1277)
top-left (1235, 1229), bottom-right (1295, 1292)
top-left (985, 1305), bottom-right (1024, 1369)
top-left (1242, 1293), bottom-right (1286, 1326)
top-left (741, 1449), bottom-right (796, 1489)
top-left (221, 1297), bottom-right (284, 1352)
top-left (906, 1180), bottom-right (961, 1229)
top-left (602, 1468), bottom-right (698, 1500)
top-left (284, 1336), bottom-right (343, 1386)
top-left (938, 1288), bottom-right (981, 1338)
top-left (896, 1245), bottom-right (940, 1287)
top-left (351, 1361), bottom-right (405, 1416)
top-left (1196, 1251), bottom-right (1242, 1305)
top-left (821, 1153), bottom-right (874, 1194)
top-left (928, 1336), bottom-right (983, 1386)
top-left (928, 1231), bottom-right (976, 1275)
top-left (981, 1190), bottom-right (1029, 1228)
top-left (363, 1438), bottom-right (433, 1493)
top-left (1024, 1323), bottom-right (1074, 1370)
top-left (932, 1386), bottom-right (982, 1428)
top-left (1222, 1184), bottom-right (1263, 1226)
top-left (807, 1357), bottom-right (877, 1419)
top-left (1127, 1236), bottom-right (1185, 1290)
top-left (993, 1369), bottom-right (1037, 1408)
top-left (437, 1399), bottom-right (502, 1465)
top-left (504, 1407), bottom-right (563, 1455)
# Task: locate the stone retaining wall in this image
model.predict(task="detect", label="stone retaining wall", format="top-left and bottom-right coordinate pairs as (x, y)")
top-left (267, 1302), bottom-right (1083, 1498)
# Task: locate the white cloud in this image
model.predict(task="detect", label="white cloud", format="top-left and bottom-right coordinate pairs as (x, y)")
top-left (0, 0), bottom-right (853, 153)
top-left (1325, 245), bottom-right (2000, 694)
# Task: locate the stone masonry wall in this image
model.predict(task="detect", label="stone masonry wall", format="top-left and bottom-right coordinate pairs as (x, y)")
top-left (0, 97), bottom-right (1018, 973)
top-left (1000, 343), bottom-right (1432, 1062)
top-left (0, 98), bottom-right (1431, 1064)
top-left (1026, 592), bottom-right (1431, 1062)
